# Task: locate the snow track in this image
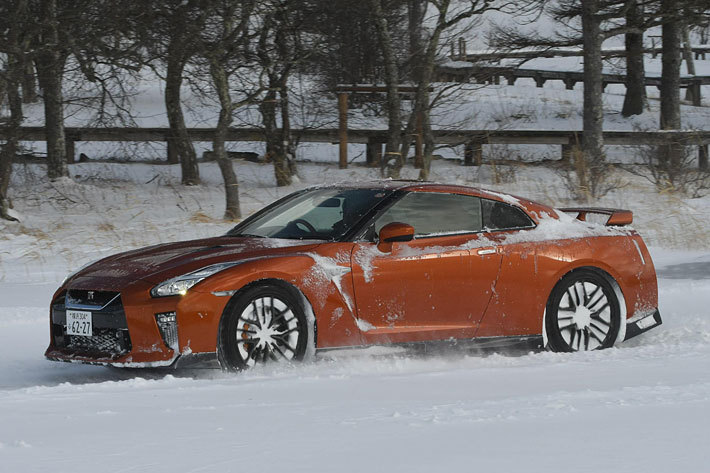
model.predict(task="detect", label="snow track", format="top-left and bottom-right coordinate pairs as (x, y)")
top-left (1, 250), bottom-right (709, 472)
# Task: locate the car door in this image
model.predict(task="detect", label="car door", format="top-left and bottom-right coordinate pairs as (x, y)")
top-left (473, 198), bottom-right (541, 338)
top-left (350, 191), bottom-right (503, 344)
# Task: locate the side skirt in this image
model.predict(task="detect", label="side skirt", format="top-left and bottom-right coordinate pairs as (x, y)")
top-left (316, 335), bottom-right (544, 356)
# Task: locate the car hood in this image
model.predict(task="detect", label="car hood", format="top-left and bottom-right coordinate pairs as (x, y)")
top-left (66, 236), bottom-right (322, 290)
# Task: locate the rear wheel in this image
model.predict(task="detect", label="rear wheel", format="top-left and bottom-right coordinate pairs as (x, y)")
top-left (545, 269), bottom-right (621, 352)
top-left (218, 284), bottom-right (312, 371)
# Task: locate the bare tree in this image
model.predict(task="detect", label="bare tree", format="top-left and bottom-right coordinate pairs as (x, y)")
top-left (412, 0), bottom-right (534, 181)
top-left (140, 0), bottom-right (213, 185)
top-left (256, 0), bottom-right (311, 186)
top-left (199, 0), bottom-right (260, 220)
top-left (369, 0), bottom-right (404, 178)
top-left (34, 0), bottom-right (69, 180)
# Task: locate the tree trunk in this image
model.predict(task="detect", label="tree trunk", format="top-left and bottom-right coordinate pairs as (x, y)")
top-left (681, 22), bottom-right (696, 102)
top-left (22, 59), bottom-right (38, 104)
top-left (621, 1), bottom-right (647, 117)
top-left (165, 49), bottom-right (200, 185)
top-left (36, 0), bottom-right (67, 180)
top-left (659, 0), bottom-right (682, 182)
top-left (209, 58), bottom-right (240, 220)
top-left (581, 0), bottom-right (605, 200)
top-left (279, 81), bottom-right (297, 179)
top-left (370, 0), bottom-right (402, 178)
top-left (660, 3), bottom-right (681, 131)
top-left (1, 58), bottom-right (23, 221)
top-left (415, 11), bottom-right (445, 181)
top-left (260, 87), bottom-right (290, 186)
top-left (407, 0), bottom-right (426, 82)
top-left (36, 52), bottom-right (68, 180)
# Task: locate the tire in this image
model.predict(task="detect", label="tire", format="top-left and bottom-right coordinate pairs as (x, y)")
top-left (545, 269), bottom-right (622, 352)
top-left (218, 283), bottom-right (312, 371)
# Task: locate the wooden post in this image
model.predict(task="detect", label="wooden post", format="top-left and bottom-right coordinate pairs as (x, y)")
top-left (564, 79), bottom-right (576, 90)
top-left (414, 109), bottom-right (424, 168)
top-left (700, 144), bottom-right (709, 171)
top-left (65, 137), bottom-right (75, 164)
top-left (687, 81), bottom-right (702, 106)
top-left (534, 74), bottom-right (545, 88)
top-left (366, 138), bottom-right (382, 168)
top-left (464, 141), bottom-right (482, 166)
top-left (506, 75), bottom-right (516, 86)
top-left (338, 92), bottom-right (348, 169)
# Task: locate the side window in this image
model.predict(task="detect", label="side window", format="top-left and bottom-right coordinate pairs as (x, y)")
top-left (375, 192), bottom-right (483, 237)
top-left (481, 199), bottom-right (534, 231)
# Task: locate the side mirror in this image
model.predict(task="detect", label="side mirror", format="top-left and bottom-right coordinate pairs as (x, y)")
top-left (377, 222), bottom-right (414, 252)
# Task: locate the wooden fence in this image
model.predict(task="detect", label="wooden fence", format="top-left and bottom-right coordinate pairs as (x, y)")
top-left (436, 64), bottom-right (710, 106)
top-left (1, 126), bottom-right (709, 169)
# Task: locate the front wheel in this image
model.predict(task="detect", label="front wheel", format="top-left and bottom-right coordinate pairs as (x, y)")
top-left (218, 284), bottom-right (313, 370)
top-left (545, 269), bottom-right (622, 352)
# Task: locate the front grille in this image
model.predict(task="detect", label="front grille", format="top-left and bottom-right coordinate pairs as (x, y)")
top-left (51, 290), bottom-right (132, 359)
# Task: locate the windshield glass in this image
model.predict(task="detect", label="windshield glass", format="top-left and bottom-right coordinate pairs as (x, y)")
top-left (228, 188), bottom-right (392, 240)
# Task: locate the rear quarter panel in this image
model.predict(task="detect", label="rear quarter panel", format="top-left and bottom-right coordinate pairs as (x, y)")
top-left (476, 231), bottom-right (658, 337)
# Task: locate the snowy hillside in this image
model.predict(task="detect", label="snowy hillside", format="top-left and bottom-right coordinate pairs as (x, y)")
top-left (1, 161), bottom-right (710, 472)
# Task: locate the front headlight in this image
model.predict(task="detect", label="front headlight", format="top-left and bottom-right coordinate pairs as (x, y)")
top-left (150, 262), bottom-right (241, 297)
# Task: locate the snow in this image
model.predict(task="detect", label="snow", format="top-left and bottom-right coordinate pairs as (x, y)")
top-left (2, 159), bottom-right (710, 472)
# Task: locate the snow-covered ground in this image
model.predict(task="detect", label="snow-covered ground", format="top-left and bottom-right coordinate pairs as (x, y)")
top-left (1, 160), bottom-right (709, 472)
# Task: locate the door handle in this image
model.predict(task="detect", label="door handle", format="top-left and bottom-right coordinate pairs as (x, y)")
top-left (477, 248), bottom-right (497, 255)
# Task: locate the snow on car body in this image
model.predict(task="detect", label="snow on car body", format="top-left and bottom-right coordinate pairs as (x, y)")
top-left (45, 181), bottom-right (661, 369)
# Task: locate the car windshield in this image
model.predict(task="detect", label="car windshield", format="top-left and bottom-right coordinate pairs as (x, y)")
top-left (228, 188), bottom-right (392, 240)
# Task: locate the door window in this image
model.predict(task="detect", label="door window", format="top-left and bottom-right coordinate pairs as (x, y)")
top-left (374, 192), bottom-right (483, 237)
top-left (481, 199), bottom-right (534, 231)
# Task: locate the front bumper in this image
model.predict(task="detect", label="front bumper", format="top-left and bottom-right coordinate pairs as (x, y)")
top-left (624, 308), bottom-right (662, 341)
top-left (45, 279), bottom-right (229, 367)
top-left (45, 287), bottom-right (179, 367)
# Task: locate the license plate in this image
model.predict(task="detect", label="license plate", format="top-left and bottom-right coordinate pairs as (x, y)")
top-left (66, 310), bottom-right (93, 337)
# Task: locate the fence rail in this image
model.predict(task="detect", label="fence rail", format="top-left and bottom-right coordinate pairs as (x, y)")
top-left (1, 126), bottom-right (709, 167)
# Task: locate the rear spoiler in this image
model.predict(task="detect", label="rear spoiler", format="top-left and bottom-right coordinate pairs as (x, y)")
top-left (559, 207), bottom-right (633, 226)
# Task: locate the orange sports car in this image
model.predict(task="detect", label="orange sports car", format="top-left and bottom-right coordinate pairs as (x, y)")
top-left (46, 182), bottom-right (661, 370)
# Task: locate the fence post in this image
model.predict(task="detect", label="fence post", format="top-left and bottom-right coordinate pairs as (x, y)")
top-left (687, 80), bottom-right (702, 107)
top-left (65, 135), bottom-right (76, 164)
top-left (464, 141), bottom-right (482, 166)
top-left (338, 92), bottom-right (349, 169)
top-left (700, 144), bottom-right (708, 171)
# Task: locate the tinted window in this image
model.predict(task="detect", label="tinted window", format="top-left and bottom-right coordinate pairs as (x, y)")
top-left (229, 188), bottom-right (391, 240)
top-left (481, 199), bottom-right (533, 230)
top-left (375, 192), bottom-right (483, 237)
